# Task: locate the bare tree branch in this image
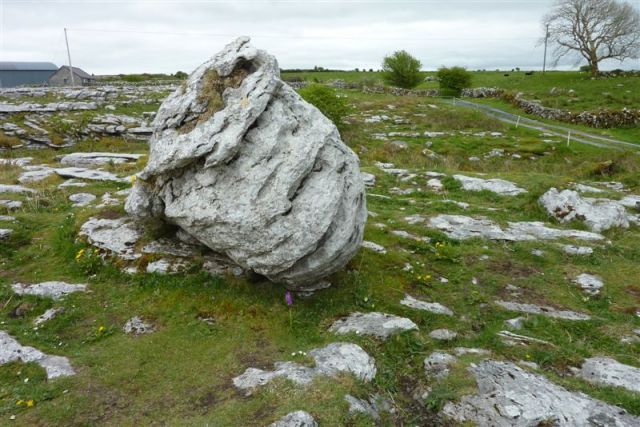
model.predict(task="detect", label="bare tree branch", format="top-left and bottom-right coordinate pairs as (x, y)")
top-left (542, 0), bottom-right (640, 74)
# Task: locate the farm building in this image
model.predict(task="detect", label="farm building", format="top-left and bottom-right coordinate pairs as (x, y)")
top-left (49, 66), bottom-right (96, 86)
top-left (0, 61), bottom-right (58, 87)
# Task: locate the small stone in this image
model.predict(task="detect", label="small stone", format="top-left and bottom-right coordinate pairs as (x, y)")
top-left (505, 317), bottom-right (525, 330)
top-left (454, 175), bottom-right (526, 196)
top-left (429, 329), bottom-right (457, 341)
top-left (344, 395), bottom-right (380, 420)
top-left (400, 295), bottom-right (453, 316)
top-left (560, 245), bottom-right (593, 255)
top-left (578, 357), bottom-right (640, 394)
top-left (0, 229), bottom-right (12, 240)
top-left (531, 249), bottom-right (544, 257)
top-left (69, 193), bottom-right (96, 207)
top-left (424, 351), bottom-right (457, 379)
top-left (329, 312), bottom-right (418, 339)
top-left (361, 241), bottom-right (386, 254)
top-left (268, 411), bottom-right (317, 427)
top-left (495, 300), bottom-right (590, 321)
top-left (34, 307), bottom-right (65, 326)
top-left (573, 273), bottom-right (604, 295)
top-left (123, 317), bottom-right (155, 335)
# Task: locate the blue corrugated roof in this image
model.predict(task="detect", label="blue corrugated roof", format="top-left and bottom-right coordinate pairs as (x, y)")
top-left (0, 61), bottom-right (58, 71)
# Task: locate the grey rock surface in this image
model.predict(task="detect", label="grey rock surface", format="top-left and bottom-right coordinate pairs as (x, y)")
top-left (69, 192), bottom-right (96, 207)
top-left (268, 411), bottom-right (317, 427)
top-left (424, 351), bottom-right (457, 379)
top-left (429, 329), bottom-right (458, 341)
top-left (12, 281), bottom-right (86, 300)
top-left (79, 217), bottom-right (143, 260)
top-left (34, 307), bottom-right (65, 326)
top-left (573, 273), bottom-right (604, 296)
top-left (123, 316), bottom-right (155, 335)
top-left (56, 167), bottom-right (126, 182)
top-left (0, 200), bottom-right (22, 209)
top-left (0, 228), bottom-right (12, 239)
top-left (361, 240), bottom-right (386, 254)
top-left (0, 184), bottom-right (36, 194)
top-left (59, 152), bottom-right (143, 167)
top-left (454, 174), bottom-right (527, 196)
top-left (579, 357), bottom-right (640, 393)
top-left (329, 312), bottom-right (418, 339)
top-left (428, 215), bottom-right (604, 242)
top-left (344, 395), bottom-right (380, 421)
top-left (495, 300), bottom-right (590, 320)
top-left (442, 360), bottom-right (639, 426)
top-left (540, 188), bottom-right (629, 232)
top-left (560, 244), bottom-right (593, 255)
top-left (125, 37), bottom-right (366, 289)
top-left (233, 342), bottom-right (376, 393)
top-left (0, 330), bottom-right (74, 379)
top-left (400, 295), bottom-right (453, 316)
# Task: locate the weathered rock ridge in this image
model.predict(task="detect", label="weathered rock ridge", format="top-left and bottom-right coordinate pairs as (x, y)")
top-left (125, 37), bottom-right (366, 289)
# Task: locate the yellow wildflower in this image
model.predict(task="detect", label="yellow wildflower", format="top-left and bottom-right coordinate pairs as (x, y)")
top-left (129, 175), bottom-right (137, 184)
top-left (98, 326), bottom-right (105, 333)
top-left (75, 249), bottom-right (85, 261)
top-left (26, 400), bottom-right (34, 408)
top-left (16, 400), bottom-right (24, 406)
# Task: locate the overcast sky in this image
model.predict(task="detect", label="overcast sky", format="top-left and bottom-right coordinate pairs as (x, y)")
top-left (1, 0), bottom-right (639, 74)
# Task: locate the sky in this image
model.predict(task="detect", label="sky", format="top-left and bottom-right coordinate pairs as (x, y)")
top-left (1, 0), bottom-right (639, 75)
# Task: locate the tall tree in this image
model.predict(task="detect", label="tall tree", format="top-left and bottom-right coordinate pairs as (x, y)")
top-left (542, 0), bottom-right (640, 75)
top-left (381, 50), bottom-right (423, 89)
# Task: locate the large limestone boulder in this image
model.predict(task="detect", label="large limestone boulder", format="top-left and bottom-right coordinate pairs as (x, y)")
top-left (125, 37), bottom-right (366, 289)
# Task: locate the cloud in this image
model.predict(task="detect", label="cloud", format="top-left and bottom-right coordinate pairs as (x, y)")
top-left (1, 0), bottom-right (638, 74)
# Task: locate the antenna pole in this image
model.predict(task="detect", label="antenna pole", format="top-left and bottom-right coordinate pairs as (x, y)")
top-left (542, 24), bottom-right (549, 75)
top-left (64, 27), bottom-right (75, 86)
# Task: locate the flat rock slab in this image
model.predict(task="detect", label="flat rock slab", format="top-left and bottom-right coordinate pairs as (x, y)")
top-left (79, 217), bottom-right (143, 260)
top-left (12, 281), bottom-right (86, 300)
top-left (573, 273), bottom-right (604, 295)
top-left (428, 215), bottom-right (604, 242)
top-left (400, 295), bottom-right (453, 316)
top-left (56, 167), bottom-right (126, 183)
top-left (18, 166), bottom-right (56, 184)
top-left (345, 395), bottom-right (380, 421)
top-left (579, 357), bottom-right (640, 394)
top-left (453, 174), bottom-right (526, 196)
top-left (495, 300), bottom-right (590, 320)
top-left (69, 193), bottom-right (96, 207)
top-left (59, 152), bottom-right (143, 167)
top-left (0, 331), bottom-right (74, 379)
top-left (233, 342), bottom-right (376, 393)
top-left (268, 411), bottom-right (317, 427)
top-left (329, 312), bottom-right (418, 339)
top-left (442, 360), bottom-right (640, 426)
top-left (0, 199), bottom-right (22, 209)
top-left (540, 188), bottom-right (629, 232)
top-left (0, 184), bottom-right (36, 194)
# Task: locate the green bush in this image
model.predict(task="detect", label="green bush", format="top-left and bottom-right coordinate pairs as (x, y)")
top-left (381, 50), bottom-right (423, 89)
top-left (298, 84), bottom-right (351, 130)
top-left (436, 66), bottom-right (472, 96)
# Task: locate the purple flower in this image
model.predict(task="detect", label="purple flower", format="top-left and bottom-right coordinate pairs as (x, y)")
top-left (285, 291), bottom-right (293, 306)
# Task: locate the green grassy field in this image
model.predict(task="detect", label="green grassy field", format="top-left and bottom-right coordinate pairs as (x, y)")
top-left (282, 70), bottom-right (640, 112)
top-left (1, 89), bottom-right (639, 426)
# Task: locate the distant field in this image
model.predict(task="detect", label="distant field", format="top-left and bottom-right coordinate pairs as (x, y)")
top-left (281, 70), bottom-right (640, 112)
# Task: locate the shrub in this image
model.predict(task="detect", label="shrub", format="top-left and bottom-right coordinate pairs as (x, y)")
top-left (298, 84), bottom-right (351, 130)
top-left (381, 50), bottom-right (423, 89)
top-left (436, 66), bottom-right (472, 96)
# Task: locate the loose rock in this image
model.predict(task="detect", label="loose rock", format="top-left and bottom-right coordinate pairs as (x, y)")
top-left (424, 351), bottom-right (457, 379)
top-left (268, 411), bottom-right (317, 427)
top-left (429, 329), bottom-right (457, 341)
top-left (329, 312), bottom-right (418, 339)
top-left (233, 342), bottom-right (376, 393)
top-left (573, 273), bottom-right (604, 296)
top-left (454, 175), bottom-right (526, 196)
top-left (125, 37), bottom-right (366, 289)
top-left (123, 316), bottom-right (155, 335)
top-left (400, 295), bottom-right (453, 316)
top-left (495, 300), bottom-right (590, 320)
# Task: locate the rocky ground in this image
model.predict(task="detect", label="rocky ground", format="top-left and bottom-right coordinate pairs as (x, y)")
top-left (1, 83), bottom-right (639, 426)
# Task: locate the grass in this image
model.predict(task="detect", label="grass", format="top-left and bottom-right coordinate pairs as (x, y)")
top-left (282, 70), bottom-right (640, 112)
top-left (0, 88), bottom-right (639, 425)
